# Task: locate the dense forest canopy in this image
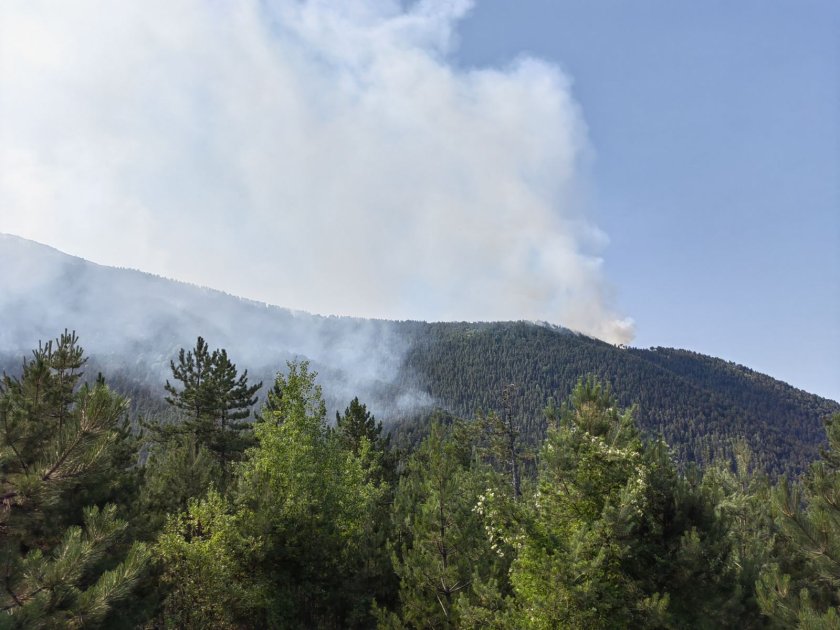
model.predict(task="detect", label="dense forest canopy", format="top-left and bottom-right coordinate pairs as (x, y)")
top-left (394, 322), bottom-right (838, 476)
top-left (1, 331), bottom-right (839, 628)
top-left (3, 320), bottom-right (835, 479)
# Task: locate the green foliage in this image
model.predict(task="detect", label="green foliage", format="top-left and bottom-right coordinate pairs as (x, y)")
top-left (0, 332), bottom-right (148, 627)
top-left (386, 420), bottom-right (507, 629)
top-left (3, 505), bottom-right (148, 629)
top-left (395, 322), bottom-right (838, 475)
top-left (155, 489), bottom-right (261, 628)
top-left (509, 377), bottom-right (746, 629)
top-left (337, 397), bottom-right (387, 457)
top-left (235, 361), bottom-right (389, 628)
top-left (138, 435), bottom-right (221, 533)
top-left (702, 441), bottom-right (776, 624)
top-left (335, 397), bottom-right (399, 615)
top-left (758, 414), bottom-right (840, 626)
top-left (6, 327), bottom-right (834, 628)
top-left (253, 359), bottom-right (325, 428)
top-left (156, 336), bottom-right (261, 474)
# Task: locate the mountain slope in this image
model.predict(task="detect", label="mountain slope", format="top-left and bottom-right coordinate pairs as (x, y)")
top-left (395, 321), bottom-right (837, 473)
top-left (2, 233), bottom-right (837, 474)
top-left (0, 233), bottom-right (416, 417)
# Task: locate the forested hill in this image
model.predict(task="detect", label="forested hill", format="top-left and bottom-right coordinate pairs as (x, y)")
top-left (2, 233), bottom-right (837, 475)
top-left (393, 321), bottom-right (839, 475)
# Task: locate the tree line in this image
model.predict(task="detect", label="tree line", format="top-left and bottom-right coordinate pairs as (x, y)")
top-left (1, 331), bottom-right (838, 628)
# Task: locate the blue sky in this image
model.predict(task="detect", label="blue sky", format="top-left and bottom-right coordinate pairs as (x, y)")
top-left (456, 1), bottom-right (840, 400)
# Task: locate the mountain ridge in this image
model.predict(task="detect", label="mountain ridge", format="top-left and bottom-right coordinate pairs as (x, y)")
top-left (2, 233), bottom-right (837, 474)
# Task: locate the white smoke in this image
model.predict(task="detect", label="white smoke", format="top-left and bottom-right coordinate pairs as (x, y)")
top-left (0, 0), bottom-right (634, 343)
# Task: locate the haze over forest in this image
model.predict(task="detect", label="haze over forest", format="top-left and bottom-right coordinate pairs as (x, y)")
top-left (2, 232), bottom-right (837, 479)
top-left (0, 0), bottom-right (632, 345)
top-left (2, 1), bottom-right (836, 400)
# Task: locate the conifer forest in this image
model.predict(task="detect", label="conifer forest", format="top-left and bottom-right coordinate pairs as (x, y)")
top-left (2, 0), bottom-right (837, 627)
top-left (2, 331), bottom-right (839, 628)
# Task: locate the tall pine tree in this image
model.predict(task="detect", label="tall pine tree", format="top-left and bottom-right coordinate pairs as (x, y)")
top-left (0, 332), bottom-right (148, 627)
top-left (382, 420), bottom-right (498, 629)
top-left (158, 336), bottom-right (261, 472)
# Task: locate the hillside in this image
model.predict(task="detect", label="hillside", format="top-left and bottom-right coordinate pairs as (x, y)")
top-left (0, 233), bottom-right (417, 418)
top-left (1, 233), bottom-right (837, 475)
top-left (394, 322), bottom-right (837, 474)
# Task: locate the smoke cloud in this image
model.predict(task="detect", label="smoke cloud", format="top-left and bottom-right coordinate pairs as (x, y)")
top-left (0, 0), bottom-right (633, 343)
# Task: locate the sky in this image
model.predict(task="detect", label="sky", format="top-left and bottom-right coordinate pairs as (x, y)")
top-left (0, 1), bottom-right (837, 400)
top-left (454, 0), bottom-right (840, 401)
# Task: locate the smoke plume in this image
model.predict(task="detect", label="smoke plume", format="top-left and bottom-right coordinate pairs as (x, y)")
top-left (0, 0), bottom-right (633, 343)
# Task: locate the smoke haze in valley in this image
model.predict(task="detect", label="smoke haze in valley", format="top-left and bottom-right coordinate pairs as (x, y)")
top-left (0, 0), bottom-right (633, 344)
top-left (0, 233), bottom-right (434, 419)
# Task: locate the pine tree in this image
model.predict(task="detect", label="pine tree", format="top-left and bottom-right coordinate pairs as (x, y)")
top-left (259, 373), bottom-right (285, 418)
top-left (336, 397), bottom-right (383, 455)
top-left (701, 441), bottom-right (775, 625)
top-left (758, 413), bottom-right (840, 626)
top-left (335, 397), bottom-right (399, 620)
top-left (138, 435), bottom-right (221, 533)
top-left (207, 347), bottom-right (262, 471)
top-left (509, 377), bottom-right (741, 629)
top-left (158, 336), bottom-right (261, 472)
top-left (164, 336), bottom-right (215, 428)
top-left (0, 332), bottom-right (148, 627)
top-left (335, 397), bottom-right (396, 483)
top-left (382, 420), bottom-right (495, 629)
top-left (471, 384), bottom-right (527, 502)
